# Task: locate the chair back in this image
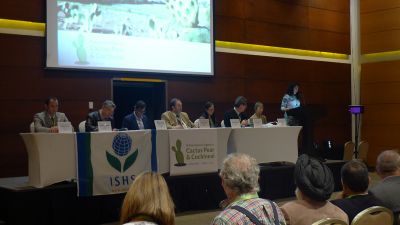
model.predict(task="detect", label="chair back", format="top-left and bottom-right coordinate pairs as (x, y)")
top-left (312, 218), bottom-right (348, 225)
top-left (30, 122), bottom-right (35, 133)
top-left (221, 120), bottom-right (225, 128)
top-left (352, 206), bottom-right (393, 225)
top-left (78, 121), bottom-right (86, 132)
top-left (358, 141), bottom-right (369, 163)
top-left (343, 141), bottom-right (355, 161)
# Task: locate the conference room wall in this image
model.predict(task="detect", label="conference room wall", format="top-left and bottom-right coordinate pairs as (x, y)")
top-left (361, 0), bottom-right (400, 53)
top-left (0, 0), bottom-right (351, 177)
top-left (360, 1), bottom-right (400, 165)
top-left (361, 60), bottom-right (400, 165)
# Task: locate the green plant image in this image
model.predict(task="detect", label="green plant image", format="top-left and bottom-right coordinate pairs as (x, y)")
top-left (106, 149), bottom-right (138, 173)
top-left (171, 139), bottom-right (186, 166)
top-left (73, 33), bottom-right (89, 65)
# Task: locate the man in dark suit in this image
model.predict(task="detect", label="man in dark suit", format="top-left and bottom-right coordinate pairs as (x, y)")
top-left (85, 100), bottom-right (116, 132)
top-left (331, 160), bottom-right (384, 223)
top-left (121, 100), bottom-right (150, 130)
top-left (370, 150), bottom-right (400, 224)
top-left (223, 96), bottom-right (249, 127)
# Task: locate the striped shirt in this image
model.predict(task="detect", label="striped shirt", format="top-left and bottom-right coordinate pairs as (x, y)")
top-left (212, 197), bottom-right (286, 225)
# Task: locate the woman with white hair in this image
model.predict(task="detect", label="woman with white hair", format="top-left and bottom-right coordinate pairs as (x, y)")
top-left (212, 153), bottom-right (286, 225)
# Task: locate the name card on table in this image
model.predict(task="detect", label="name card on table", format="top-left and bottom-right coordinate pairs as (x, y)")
top-left (154, 120), bottom-right (167, 130)
top-left (198, 119), bottom-right (210, 129)
top-left (230, 119), bottom-right (241, 128)
top-left (98, 121), bottom-right (112, 132)
top-left (58, 122), bottom-right (73, 133)
top-left (277, 118), bottom-right (287, 127)
top-left (252, 119), bottom-right (263, 128)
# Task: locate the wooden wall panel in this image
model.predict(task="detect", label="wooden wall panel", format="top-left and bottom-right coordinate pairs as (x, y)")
top-left (245, 0), bottom-right (309, 28)
top-left (361, 1), bottom-right (400, 165)
top-left (362, 30), bottom-right (400, 54)
top-left (0, 0), bottom-right (351, 177)
top-left (1, 0), bottom-right (45, 22)
top-left (214, 0), bottom-right (245, 18)
top-left (309, 0), bottom-right (349, 13)
top-left (361, 8), bottom-right (400, 34)
top-left (308, 8), bottom-right (349, 33)
top-left (361, 0), bottom-right (400, 13)
top-left (361, 2), bottom-right (400, 54)
top-left (361, 60), bottom-right (400, 165)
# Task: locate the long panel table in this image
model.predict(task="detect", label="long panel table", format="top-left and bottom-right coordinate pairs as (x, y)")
top-left (20, 126), bottom-right (301, 188)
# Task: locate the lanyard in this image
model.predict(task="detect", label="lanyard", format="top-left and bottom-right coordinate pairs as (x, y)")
top-left (346, 193), bottom-right (368, 199)
top-left (227, 193), bottom-right (259, 208)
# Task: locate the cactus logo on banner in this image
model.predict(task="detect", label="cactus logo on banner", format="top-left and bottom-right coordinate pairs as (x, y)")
top-left (171, 139), bottom-right (186, 166)
top-left (169, 129), bottom-right (218, 176)
top-left (106, 133), bottom-right (138, 172)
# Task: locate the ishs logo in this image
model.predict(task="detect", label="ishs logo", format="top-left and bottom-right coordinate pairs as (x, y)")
top-left (106, 133), bottom-right (138, 173)
top-left (171, 139), bottom-right (186, 167)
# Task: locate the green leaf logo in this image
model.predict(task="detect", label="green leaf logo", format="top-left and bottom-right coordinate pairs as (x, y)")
top-left (106, 151), bottom-right (121, 172)
top-left (106, 133), bottom-right (139, 173)
top-left (123, 149), bottom-right (138, 172)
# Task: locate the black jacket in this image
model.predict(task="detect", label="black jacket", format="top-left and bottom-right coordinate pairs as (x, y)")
top-left (121, 113), bottom-right (150, 130)
top-left (331, 193), bottom-right (384, 223)
top-left (85, 111), bottom-right (115, 132)
top-left (223, 108), bottom-right (248, 127)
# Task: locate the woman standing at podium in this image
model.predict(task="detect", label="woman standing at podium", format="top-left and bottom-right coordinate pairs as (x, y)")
top-left (281, 83), bottom-right (302, 126)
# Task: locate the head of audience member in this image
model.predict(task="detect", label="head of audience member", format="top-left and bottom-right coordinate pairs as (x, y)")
top-left (169, 98), bottom-right (182, 115)
top-left (254, 102), bottom-right (264, 116)
top-left (204, 101), bottom-right (215, 118)
top-left (341, 160), bottom-right (370, 198)
top-left (120, 172), bottom-right (175, 225)
top-left (234, 96), bottom-right (247, 113)
top-left (219, 153), bottom-right (260, 203)
top-left (134, 100), bottom-right (146, 118)
top-left (100, 100), bottom-right (115, 119)
top-left (286, 83), bottom-right (300, 97)
top-left (376, 150), bottom-right (400, 179)
top-left (45, 97), bottom-right (59, 116)
top-left (294, 154), bottom-right (334, 203)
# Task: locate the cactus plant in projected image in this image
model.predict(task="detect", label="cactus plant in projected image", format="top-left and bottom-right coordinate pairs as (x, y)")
top-left (171, 139), bottom-right (186, 166)
top-left (73, 33), bottom-right (89, 65)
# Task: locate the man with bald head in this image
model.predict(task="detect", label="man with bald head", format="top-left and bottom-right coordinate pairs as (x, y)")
top-left (370, 150), bottom-right (400, 222)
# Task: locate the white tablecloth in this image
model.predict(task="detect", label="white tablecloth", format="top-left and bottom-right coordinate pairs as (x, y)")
top-left (228, 126), bottom-right (302, 164)
top-left (20, 126), bottom-right (300, 188)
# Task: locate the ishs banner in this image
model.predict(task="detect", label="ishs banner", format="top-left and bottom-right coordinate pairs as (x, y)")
top-left (76, 130), bottom-right (156, 196)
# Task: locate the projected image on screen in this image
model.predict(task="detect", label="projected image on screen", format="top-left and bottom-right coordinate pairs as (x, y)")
top-left (47, 0), bottom-right (213, 75)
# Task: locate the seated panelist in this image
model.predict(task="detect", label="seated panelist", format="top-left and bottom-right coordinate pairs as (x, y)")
top-left (33, 97), bottom-right (69, 133)
top-left (121, 100), bottom-right (150, 130)
top-left (223, 96), bottom-right (249, 127)
top-left (197, 101), bottom-right (218, 128)
top-left (250, 101), bottom-right (267, 124)
top-left (85, 100), bottom-right (116, 132)
top-left (161, 98), bottom-right (195, 129)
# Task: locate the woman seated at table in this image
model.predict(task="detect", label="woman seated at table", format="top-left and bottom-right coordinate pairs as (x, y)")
top-left (120, 172), bottom-right (175, 225)
top-left (196, 101), bottom-right (218, 128)
top-left (250, 101), bottom-right (267, 124)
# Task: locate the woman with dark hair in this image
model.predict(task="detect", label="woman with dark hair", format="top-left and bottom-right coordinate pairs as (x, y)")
top-left (281, 83), bottom-right (301, 126)
top-left (198, 101), bottom-right (218, 127)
